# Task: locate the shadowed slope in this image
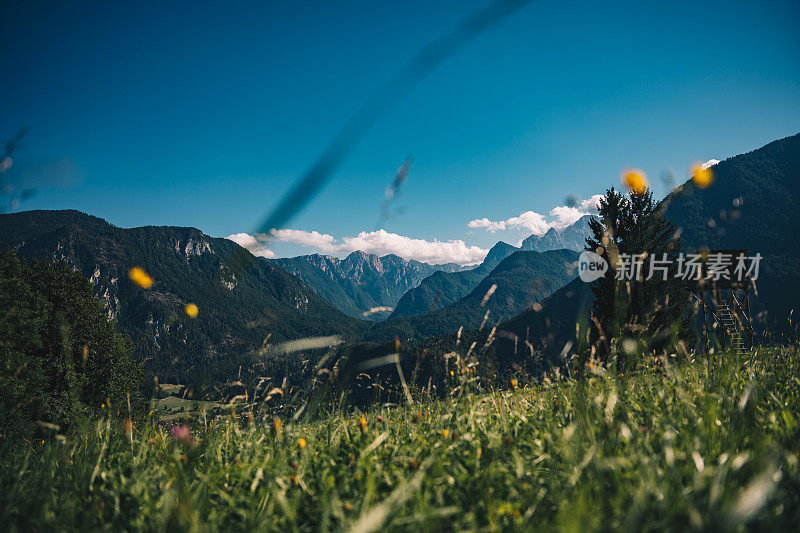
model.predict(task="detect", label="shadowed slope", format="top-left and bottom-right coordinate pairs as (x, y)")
top-left (389, 241), bottom-right (518, 319)
top-left (367, 249), bottom-right (579, 343)
top-left (661, 133), bottom-right (800, 338)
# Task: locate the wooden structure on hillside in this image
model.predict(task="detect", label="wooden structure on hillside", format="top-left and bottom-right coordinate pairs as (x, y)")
top-left (690, 249), bottom-right (756, 352)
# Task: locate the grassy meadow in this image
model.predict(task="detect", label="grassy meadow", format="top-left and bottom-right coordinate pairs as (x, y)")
top-left (2, 346), bottom-right (799, 531)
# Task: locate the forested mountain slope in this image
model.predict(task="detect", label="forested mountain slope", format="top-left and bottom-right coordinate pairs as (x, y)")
top-left (368, 249), bottom-right (579, 343)
top-left (0, 210), bottom-right (367, 382)
top-left (389, 241), bottom-right (518, 319)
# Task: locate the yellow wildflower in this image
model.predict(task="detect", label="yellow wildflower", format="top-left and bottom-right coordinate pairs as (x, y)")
top-left (621, 168), bottom-right (648, 194)
top-left (691, 162), bottom-right (714, 188)
top-left (128, 267), bottom-right (153, 288)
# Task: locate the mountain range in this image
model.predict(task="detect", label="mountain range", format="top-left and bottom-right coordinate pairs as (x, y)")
top-left (272, 252), bottom-right (465, 320)
top-left (388, 215), bottom-right (594, 320)
top-left (0, 211), bottom-right (583, 381)
top-left (268, 214), bottom-right (594, 322)
top-left (1, 133), bottom-right (796, 383)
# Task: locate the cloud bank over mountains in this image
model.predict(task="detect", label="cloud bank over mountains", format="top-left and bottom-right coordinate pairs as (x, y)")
top-left (467, 194), bottom-right (603, 235)
top-left (228, 195), bottom-right (604, 266)
top-left (228, 229), bottom-right (488, 266)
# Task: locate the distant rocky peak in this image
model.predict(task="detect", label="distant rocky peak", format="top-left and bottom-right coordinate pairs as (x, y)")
top-left (519, 215), bottom-right (597, 252)
top-left (481, 241), bottom-right (518, 267)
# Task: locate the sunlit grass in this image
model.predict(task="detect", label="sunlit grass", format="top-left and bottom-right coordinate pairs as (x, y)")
top-left (2, 347), bottom-right (798, 531)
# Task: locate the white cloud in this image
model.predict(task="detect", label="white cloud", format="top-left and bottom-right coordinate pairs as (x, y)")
top-left (468, 211), bottom-right (550, 234)
top-left (578, 194), bottom-right (604, 210)
top-left (468, 195), bottom-right (602, 237)
top-left (226, 232), bottom-right (276, 258)
top-left (467, 217), bottom-right (507, 232)
top-left (337, 230), bottom-right (487, 265)
top-left (546, 194), bottom-right (604, 229)
top-left (229, 228), bottom-right (488, 266)
top-left (549, 206), bottom-right (586, 229)
top-left (269, 228), bottom-right (336, 250)
top-left (505, 211), bottom-right (550, 234)
top-left (701, 159), bottom-right (720, 170)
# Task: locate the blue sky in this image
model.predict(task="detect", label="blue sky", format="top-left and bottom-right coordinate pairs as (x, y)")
top-left (2, 0), bottom-right (799, 264)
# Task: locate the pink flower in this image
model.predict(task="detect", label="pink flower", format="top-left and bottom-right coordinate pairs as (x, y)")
top-left (170, 424), bottom-right (195, 446)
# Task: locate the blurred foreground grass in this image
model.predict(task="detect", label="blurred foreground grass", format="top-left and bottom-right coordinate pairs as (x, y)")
top-left (2, 347), bottom-right (799, 531)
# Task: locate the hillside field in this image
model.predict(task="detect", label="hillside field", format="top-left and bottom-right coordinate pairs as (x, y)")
top-left (2, 347), bottom-right (799, 531)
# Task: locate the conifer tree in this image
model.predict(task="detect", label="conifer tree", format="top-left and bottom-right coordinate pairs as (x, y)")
top-left (586, 188), bottom-right (694, 365)
top-left (0, 251), bottom-right (141, 443)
